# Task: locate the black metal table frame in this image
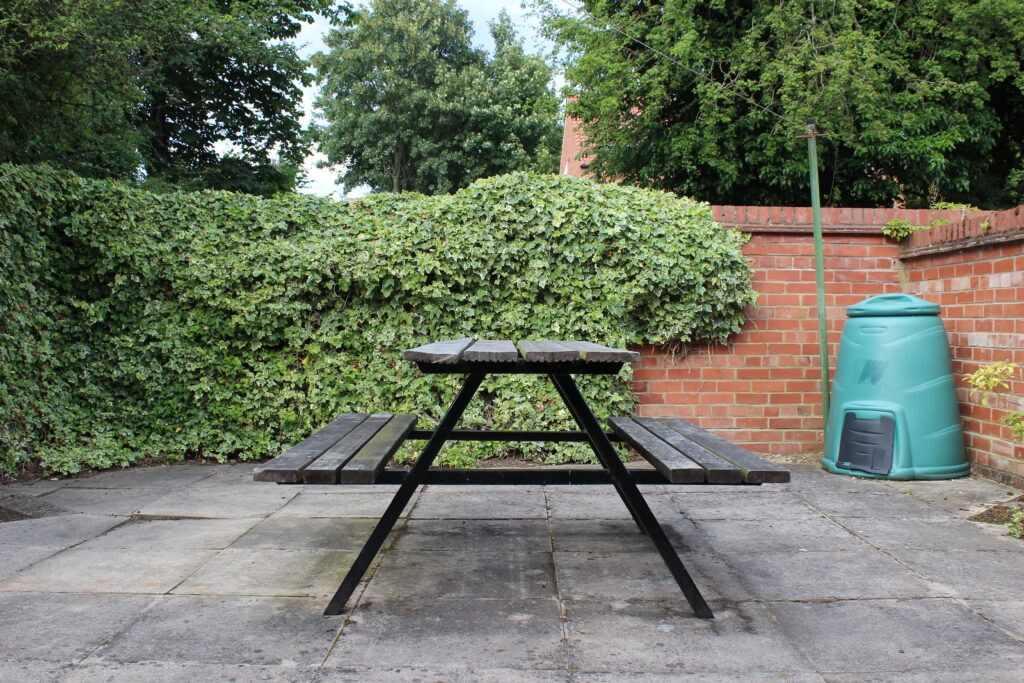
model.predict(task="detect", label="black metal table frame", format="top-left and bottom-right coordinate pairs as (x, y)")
top-left (324, 360), bottom-right (714, 618)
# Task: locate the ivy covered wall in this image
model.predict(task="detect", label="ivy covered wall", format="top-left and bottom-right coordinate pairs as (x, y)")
top-left (0, 165), bottom-right (756, 474)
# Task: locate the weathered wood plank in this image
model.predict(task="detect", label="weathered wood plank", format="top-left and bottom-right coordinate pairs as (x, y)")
top-left (660, 418), bottom-right (790, 484)
top-left (339, 414), bottom-right (419, 484)
top-left (559, 340), bottom-right (640, 363)
top-left (303, 414), bottom-right (394, 484)
top-left (402, 338), bottom-right (474, 364)
top-left (608, 417), bottom-right (705, 484)
top-left (253, 413), bottom-right (368, 483)
top-left (635, 418), bottom-right (742, 484)
top-left (463, 339), bottom-right (519, 362)
top-left (516, 340), bottom-right (579, 362)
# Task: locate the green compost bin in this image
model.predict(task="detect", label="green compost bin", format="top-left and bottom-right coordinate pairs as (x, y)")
top-left (822, 293), bottom-right (969, 480)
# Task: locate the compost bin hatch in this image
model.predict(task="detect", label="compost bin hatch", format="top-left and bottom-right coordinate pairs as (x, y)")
top-left (837, 412), bottom-right (894, 475)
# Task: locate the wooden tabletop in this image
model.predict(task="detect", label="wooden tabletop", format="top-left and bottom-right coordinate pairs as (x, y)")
top-left (402, 338), bottom-right (640, 365)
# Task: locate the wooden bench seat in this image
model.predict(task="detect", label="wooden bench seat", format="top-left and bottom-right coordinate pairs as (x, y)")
top-left (253, 413), bottom-right (417, 484)
top-left (255, 413), bottom-right (787, 487)
top-left (609, 417), bottom-right (789, 484)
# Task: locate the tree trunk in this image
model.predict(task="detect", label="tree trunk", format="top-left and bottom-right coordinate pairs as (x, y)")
top-left (392, 144), bottom-right (404, 193)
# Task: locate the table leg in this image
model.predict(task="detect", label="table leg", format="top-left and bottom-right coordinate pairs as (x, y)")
top-left (549, 373), bottom-right (714, 619)
top-left (548, 375), bottom-right (648, 536)
top-left (323, 373), bottom-right (485, 616)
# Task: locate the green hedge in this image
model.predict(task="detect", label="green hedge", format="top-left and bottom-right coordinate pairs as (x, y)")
top-left (0, 165), bottom-right (756, 474)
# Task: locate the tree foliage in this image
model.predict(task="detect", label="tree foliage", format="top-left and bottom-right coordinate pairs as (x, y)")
top-left (1, 164), bottom-right (754, 474)
top-left (0, 0), bottom-right (341, 195)
top-left (314, 1), bottom-right (561, 194)
top-left (539, 0), bottom-right (1024, 209)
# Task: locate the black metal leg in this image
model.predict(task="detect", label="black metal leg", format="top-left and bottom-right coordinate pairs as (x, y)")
top-left (548, 374), bottom-right (649, 536)
top-left (549, 374), bottom-right (714, 619)
top-left (323, 373), bottom-right (485, 615)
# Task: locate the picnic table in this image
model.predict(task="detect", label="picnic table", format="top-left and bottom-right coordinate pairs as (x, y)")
top-left (254, 338), bottom-right (790, 618)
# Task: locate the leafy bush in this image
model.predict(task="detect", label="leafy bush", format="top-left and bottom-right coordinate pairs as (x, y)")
top-left (0, 165), bottom-right (756, 474)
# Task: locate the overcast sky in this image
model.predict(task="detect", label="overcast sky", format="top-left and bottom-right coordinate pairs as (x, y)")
top-left (295, 1), bottom-right (551, 198)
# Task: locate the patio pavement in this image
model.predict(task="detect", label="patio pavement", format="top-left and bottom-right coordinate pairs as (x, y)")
top-left (1, 462), bottom-right (1022, 681)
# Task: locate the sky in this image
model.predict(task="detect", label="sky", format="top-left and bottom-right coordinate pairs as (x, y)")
top-left (294, 1), bottom-right (551, 198)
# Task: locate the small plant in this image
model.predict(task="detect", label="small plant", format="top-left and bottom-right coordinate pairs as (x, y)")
top-left (930, 201), bottom-right (979, 212)
top-left (1009, 507), bottom-right (1024, 539)
top-left (968, 361), bottom-right (1017, 405)
top-left (966, 361), bottom-right (1024, 441)
top-left (1004, 412), bottom-right (1024, 442)
top-left (881, 217), bottom-right (950, 241)
top-left (881, 219), bottom-right (917, 240)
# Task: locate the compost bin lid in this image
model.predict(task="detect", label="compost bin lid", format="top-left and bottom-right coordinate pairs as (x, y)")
top-left (847, 293), bottom-right (941, 317)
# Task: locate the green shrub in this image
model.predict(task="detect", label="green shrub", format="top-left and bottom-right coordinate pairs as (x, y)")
top-left (0, 165), bottom-right (756, 474)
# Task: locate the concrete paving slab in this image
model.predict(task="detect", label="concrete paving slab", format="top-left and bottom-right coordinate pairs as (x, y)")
top-left (894, 550), bottom-right (1024, 599)
top-left (190, 462), bottom-right (260, 487)
top-left (58, 661), bottom-right (318, 683)
top-left (172, 548), bottom-right (356, 598)
top-left (692, 517), bottom-right (866, 554)
top-left (3, 461), bottom-right (1021, 679)
top-left (671, 490), bottom-right (821, 520)
top-left (85, 595), bottom-right (339, 666)
top-left (0, 592), bottom-right (155, 663)
top-left (37, 487), bottom-right (176, 516)
top-left (62, 464), bottom-right (216, 489)
top-left (0, 478), bottom-right (67, 495)
top-left (784, 468), bottom-right (893, 494)
top-left (0, 545), bottom-right (63, 581)
top-left (318, 667), bottom-right (570, 682)
top-left (230, 516), bottom-right (381, 550)
top-left (80, 517), bottom-right (259, 550)
top-left (768, 598), bottom-right (1024, 674)
top-left (0, 661), bottom-right (67, 683)
top-left (881, 475), bottom-right (1020, 516)
top-left (964, 599), bottom-right (1024, 640)
top-left (364, 549), bottom-right (556, 600)
top-left (135, 485), bottom-right (298, 519)
top-left (323, 597), bottom-right (565, 671)
top-left (718, 550), bottom-right (945, 601)
top-left (825, 671), bottom-right (1024, 682)
top-left (275, 491), bottom-right (410, 518)
top-left (0, 514), bottom-right (123, 548)
top-left (553, 551), bottom-right (735, 604)
top-left (545, 487), bottom-right (682, 521)
top-left (574, 674), bottom-right (825, 682)
top-left (0, 547), bottom-right (216, 594)
top-left (563, 599), bottom-right (816, 675)
top-left (412, 485), bottom-right (548, 519)
top-left (391, 518), bottom-right (551, 553)
top-left (0, 490), bottom-right (73, 517)
top-left (832, 516), bottom-right (1018, 551)
top-left (550, 518), bottom-right (698, 553)
top-left (797, 491), bottom-right (952, 519)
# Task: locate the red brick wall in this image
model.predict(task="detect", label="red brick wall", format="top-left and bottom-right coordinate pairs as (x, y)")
top-left (900, 207), bottom-right (1024, 486)
top-left (631, 205), bottom-right (1024, 487)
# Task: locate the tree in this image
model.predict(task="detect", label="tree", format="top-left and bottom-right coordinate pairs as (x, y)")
top-left (539, 0), bottom-right (1024, 209)
top-left (313, 2), bottom-right (560, 195)
top-left (0, 1), bottom-right (149, 178)
top-left (0, 0), bottom-right (343, 195)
